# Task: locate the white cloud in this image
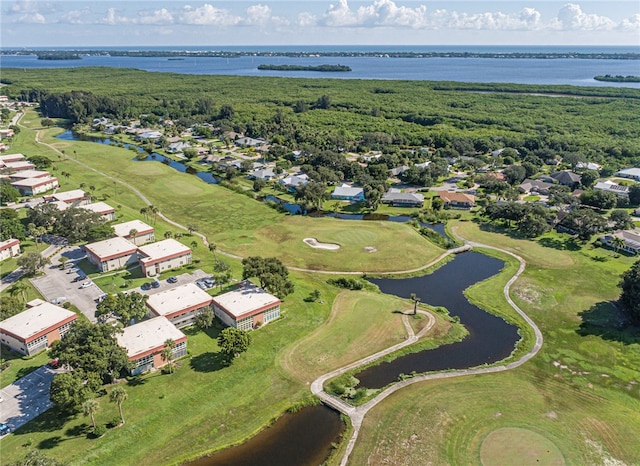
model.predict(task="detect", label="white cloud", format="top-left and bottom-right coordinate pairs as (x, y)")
top-left (321, 0), bottom-right (357, 27)
top-left (435, 8), bottom-right (543, 30)
top-left (319, 0), bottom-right (428, 28)
top-left (137, 8), bottom-right (174, 25)
top-left (100, 7), bottom-right (131, 25)
top-left (59, 8), bottom-right (90, 25)
top-left (241, 4), bottom-right (272, 26)
top-left (552, 3), bottom-right (615, 30)
top-left (9, 0), bottom-right (54, 14)
top-left (178, 4), bottom-right (239, 26)
top-left (18, 12), bottom-right (46, 23)
top-left (618, 13), bottom-right (640, 32)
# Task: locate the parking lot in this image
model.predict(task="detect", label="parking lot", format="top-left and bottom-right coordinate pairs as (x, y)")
top-left (135, 269), bottom-right (211, 296)
top-left (30, 246), bottom-right (104, 323)
top-left (0, 366), bottom-right (63, 435)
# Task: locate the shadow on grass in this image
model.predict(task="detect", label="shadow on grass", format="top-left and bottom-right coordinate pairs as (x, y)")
top-left (577, 301), bottom-right (640, 345)
top-left (15, 406), bottom-right (70, 435)
top-left (537, 236), bottom-right (581, 251)
top-left (65, 423), bottom-right (89, 438)
top-left (190, 352), bottom-right (230, 373)
top-left (126, 375), bottom-right (146, 387)
top-left (15, 366), bottom-right (41, 379)
top-left (38, 436), bottom-right (63, 450)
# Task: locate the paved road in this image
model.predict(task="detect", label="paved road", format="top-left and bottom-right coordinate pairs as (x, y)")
top-left (30, 246), bottom-right (104, 322)
top-left (0, 366), bottom-right (63, 435)
top-left (133, 269), bottom-right (211, 296)
top-left (0, 243), bottom-right (61, 293)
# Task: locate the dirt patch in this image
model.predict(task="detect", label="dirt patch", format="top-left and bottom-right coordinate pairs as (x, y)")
top-left (364, 246), bottom-right (377, 253)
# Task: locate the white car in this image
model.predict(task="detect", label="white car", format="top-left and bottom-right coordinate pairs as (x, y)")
top-left (79, 281), bottom-right (93, 289)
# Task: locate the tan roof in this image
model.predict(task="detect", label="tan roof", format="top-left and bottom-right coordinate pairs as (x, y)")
top-left (438, 191), bottom-right (476, 204)
top-left (84, 236), bottom-right (138, 260)
top-left (138, 239), bottom-right (191, 262)
top-left (79, 201), bottom-right (115, 214)
top-left (51, 189), bottom-right (89, 203)
top-left (10, 176), bottom-right (58, 187)
top-left (213, 284), bottom-right (280, 319)
top-left (0, 303), bottom-right (77, 341)
top-left (116, 316), bottom-right (186, 359)
top-left (146, 283), bottom-right (212, 317)
top-left (113, 219), bottom-right (154, 237)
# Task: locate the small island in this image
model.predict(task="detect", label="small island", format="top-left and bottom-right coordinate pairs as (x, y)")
top-left (257, 64), bottom-right (351, 72)
top-left (36, 52), bottom-right (82, 60)
top-left (594, 74), bottom-right (640, 83)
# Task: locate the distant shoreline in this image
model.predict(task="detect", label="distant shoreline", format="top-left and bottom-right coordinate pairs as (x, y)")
top-left (4, 49), bottom-right (639, 60)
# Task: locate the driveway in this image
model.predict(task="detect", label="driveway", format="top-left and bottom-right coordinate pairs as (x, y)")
top-left (0, 366), bottom-right (63, 435)
top-left (30, 246), bottom-right (104, 322)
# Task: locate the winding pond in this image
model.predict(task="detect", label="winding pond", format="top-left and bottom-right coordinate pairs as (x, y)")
top-left (358, 251), bottom-right (520, 389)
top-left (186, 405), bottom-right (344, 466)
top-left (56, 129), bottom-right (520, 464)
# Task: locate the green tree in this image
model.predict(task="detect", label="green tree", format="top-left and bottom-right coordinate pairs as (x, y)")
top-left (410, 292), bottom-right (421, 315)
top-left (8, 449), bottom-right (63, 466)
top-left (294, 181), bottom-right (328, 211)
top-left (187, 224), bottom-right (198, 235)
top-left (87, 224), bottom-right (115, 243)
top-left (54, 208), bottom-right (104, 243)
top-left (164, 230), bottom-right (173, 239)
top-left (109, 386), bottom-right (128, 425)
top-left (41, 118), bottom-right (55, 127)
top-left (17, 252), bottom-right (50, 276)
top-left (316, 94), bottom-right (331, 109)
top-left (0, 209), bottom-right (26, 240)
top-left (96, 292), bottom-right (149, 326)
top-left (580, 170), bottom-right (599, 188)
top-left (82, 398), bottom-right (99, 430)
top-left (195, 307), bottom-right (215, 329)
top-left (241, 256), bottom-right (294, 298)
top-left (0, 183), bottom-right (21, 205)
top-left (619, 259), bottom-right (640, 323)
top-left (580, 190), bottom-right (617, 210)
top-left (0, 295), bottom-right (23, 320)
top-left (27, 223), bottom-right (47, 252)
top-left (503, 165), bottom-right (527, 185)
top-left (50, 370), bottom-right (100, 413)
top-left (218, 327), bottom-right (252, 360)
top-left (609, 209), bottom-right (632, 230)
top-left (628, 184), bottom-right (640, 206)
top-left (611, 236), bottom-right (625, 257)
top-left (8, 281), bottom-right (27, 303)
top-left (253, 178), bottom-right (266, 192)
top-left (161, 339), bottom-right (176, 374)
top-left (364, 184), bottom-right (384, 211)
top-left (49, 320), bottom-right (131, 383)
top-left (213, 259), bottom-right (232, 291)
top-left (562, 208), bottom-right (607, 241)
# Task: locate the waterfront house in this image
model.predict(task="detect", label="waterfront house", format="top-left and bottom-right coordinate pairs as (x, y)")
top-left (594, 181), bottom-right (629, 197)
top-left (212, 282), bottom-right (281, 331)
top-left (438, 191), bottom-right (476, 208)
top-left (381, 191), bottom-right (424, 207)
top-left (331, 184), bottom-right (365, 202)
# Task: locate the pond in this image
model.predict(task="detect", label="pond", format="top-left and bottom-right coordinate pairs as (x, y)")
top-left (186, 405), bottom-right (344, 466)
top-left (55, 130), bottom-right (219, 184)
top-left (356, 251), bottom-right (520, 389)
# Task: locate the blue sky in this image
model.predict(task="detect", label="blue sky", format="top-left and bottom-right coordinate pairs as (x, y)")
top-left (1, 0), bottom-right (639, 47)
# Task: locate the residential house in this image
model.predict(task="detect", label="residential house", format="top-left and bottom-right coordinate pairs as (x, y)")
top-left (79, 202), bottom-right (116, 221)
top-left (212, 282), bottom-right (281, 331)
top-left (235, 137), bottom-right (266, 148)
top-left (576, 161), bottom-right (602, 171)
top-left (10, 176), bottom-right (58, 196)
top-left (146, 283), bottom-right (213, 328)
top-left (248, 168), bottom-right (276, 181)
top-left (0, 154), bottom-right (25, 164)
top-left (8, 170), bottom-right (50, 181)
top-left (135, 131), bottom-right (162, 141)
top-left (0, 238), bottom-right (21, 261)
top-left (116, 316), bottom-right (187, 375)
top-left (46, 189), bottom-right (91, 206)
top-left (138, 239), bottom-right (192, 277)
top-left (438, 191), bottom-right (476, 208)
top-left (84, 236), bottom-right (139, 272)
top-left (381, 191), bottom-right (424, 207)
top-left (518, 179), bottom-right (555, 195)
top-left (415, 161), bottom-right (431, 169)
top-left (550, 170), bottom-right (582, 187)
top-left (616, 168), bottom-right (640, 182)
top-left (331, 184), bottom-right (365, 202)
top-left (0, 302), bottom-right (77, 356)
top-left (167, 141), bottom-right (191, 153)
top-left (594, 181), bottom-right (629, 197)
top-left (599, 228), bottom-right (640, 255)
top-left (279, 174), bottom-right (309, 192)
top-left (0, 129), bottom-right (15, 140)
top-left (390, 165), bottom-right (410, 177)
top-left (113, 219), bottom-right (155, 246)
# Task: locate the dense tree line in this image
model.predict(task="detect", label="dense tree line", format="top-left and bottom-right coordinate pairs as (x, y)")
top-left (27, 204), bottom-right (112, 242)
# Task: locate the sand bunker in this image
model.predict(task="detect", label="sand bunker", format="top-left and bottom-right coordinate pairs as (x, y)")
top-left (303, 238), bottom-right (340, 250)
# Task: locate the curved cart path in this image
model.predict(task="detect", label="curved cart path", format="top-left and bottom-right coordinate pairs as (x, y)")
top-left (30, 123), bottom-right (543, 465)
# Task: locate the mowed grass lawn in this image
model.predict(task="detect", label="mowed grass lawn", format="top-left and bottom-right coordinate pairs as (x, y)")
top-left (34, 124), bottom-right (442, 273)
top-left (0, 275), bottom-right (341, 465)
top-left (279, 290), bottom-right (453, 383)
top-left (241, 216), bottom-right (444, 272)
top-left (347, 219), bottom-right (640, 465)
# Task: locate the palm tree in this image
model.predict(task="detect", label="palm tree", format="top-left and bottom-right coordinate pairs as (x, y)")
top-left (410, 293), bottom-right (421, 315)
top-left (28, 223), bottom-right (46, 252)
top-left (190, 240), bottom-right (198, 250)
top-left (187, 224), bottom-right (198, 235)
top-left (611, 236), bottom-right (625, 257)
top-left (148, 205), bottom-right (159, 224)
top-left (174, 232), bottom-right (182, 240)
top-left (208, 242), bottom-right (217, 263)
top-left (128, 229), bottom-right (138, 240)
top-left (8, 281), bottom-right (27, 303)
top-left (79, 182), bottom-right (86, 190)
top-left (82, 399), bottom-right (99, 430)
top-left (89, 185), bottom-right (96, 194)
top-left (161, 339), bottom-right (176, 374)
top-left (140, 207), bottom-right (148, 222)
top-left (164, 231), bottom-right (173, 239)
top-left (109, 386), bottom-right (128, 425)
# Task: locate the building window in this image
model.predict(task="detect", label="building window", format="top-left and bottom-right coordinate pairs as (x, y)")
top-left (136, 354), bottom-right (154, 368)
top-left (263, 306), bottom-right (280, 323)
top-left (237, 316), bottom-right (253, 331)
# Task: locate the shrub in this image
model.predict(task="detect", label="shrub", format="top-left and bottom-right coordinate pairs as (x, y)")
top-left (327, 277), bottom-right (364, 290)
top-left (91, 425), bottom-right (107, 438)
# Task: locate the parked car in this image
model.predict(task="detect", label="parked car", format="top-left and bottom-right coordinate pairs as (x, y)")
top-left (0, 423), bottom-right (10, 436)
top-left (141, 282), bottom-right (151, 291)
top-left (151, 280), bottom-right (160, 289)
top-left (167, 276), bottom-right (178, 284)
top-left (50, 297), bottom-right (68, 305)
top-left (203, 278), bottom-right (214, 288)
top-left (48, 359), bottom-right (60, 369)
top-left (79, 281), bottom-right (92, 289)
top-left (95, 293), bottom-right (107, 303)
top-left (72, 276), bottom-right (83, 283)
top-left (196, 280), bottom-right (207, 290)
